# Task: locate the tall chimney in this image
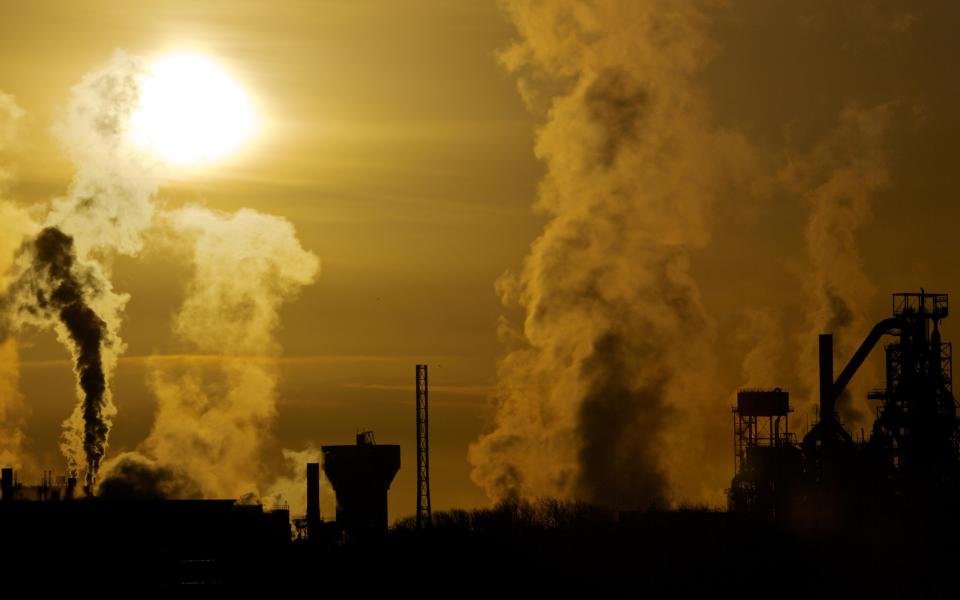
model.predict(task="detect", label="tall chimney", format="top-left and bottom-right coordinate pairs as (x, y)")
top-left (306, 462), bottom-right (320, 538)
top-left (1, 468), bottom-right (12, 501)
top-left (819, 334), bottom-right (834, 422)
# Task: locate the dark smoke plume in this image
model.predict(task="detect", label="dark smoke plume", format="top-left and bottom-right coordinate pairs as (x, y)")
top-left (98, 452), bottom-right (202, 500)
top-left (576, 333), bottom-right (670, 509)
top-left (11, 227), bottom-right (115, 487)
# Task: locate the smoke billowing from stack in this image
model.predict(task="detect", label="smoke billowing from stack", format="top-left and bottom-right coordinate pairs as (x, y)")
top-left (468, 1), bottom-right (754, 508)
top-left (49, 50), bottom-right (158, 257)
top-left (99, 206), bottom-right (319, 501)
top-left (4, 226), bottom-right (123, 486)
top-left (737, 308), bottom-right (786, 388)
top-left (0, 52), bottom-right (157, 487)
top-left (0, 338), bottom-right (27, 469)
top-left (1, 49), bottom-right (316, 501)
top-left (0, 91), bottom-right (25, 190)
top-left (17, 228), bottom-right (116, 487)
top-left (264, 447), bottom-right (335, 518)
top-left (781, 105), bottom-right (892, 424)
top-left (97, 452), bottom-right (202, 500)
top-left (11, 50), bottom-right (326, 504)
top-left (0, 92), bottom-right (33, 470)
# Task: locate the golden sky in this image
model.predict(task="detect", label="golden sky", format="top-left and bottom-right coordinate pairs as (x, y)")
top-left (2, 1), bottom-right (960, 519)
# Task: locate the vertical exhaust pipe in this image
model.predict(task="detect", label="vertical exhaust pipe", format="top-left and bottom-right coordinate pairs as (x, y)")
top-left (1, 467), bottom-right (12, 501)
top-left (306, 462), bottom-right (320, 539)
top-left (819, 334), bottom-right (834, 423)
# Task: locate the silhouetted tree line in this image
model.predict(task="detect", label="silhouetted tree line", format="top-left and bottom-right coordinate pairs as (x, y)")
top-left (338, 498), bottom-right (960, 594)
top-left (393, 498), bottom-right (621, 532)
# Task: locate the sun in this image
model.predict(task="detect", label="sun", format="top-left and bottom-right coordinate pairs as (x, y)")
top-left (130, 53), bottom-right (255, 164)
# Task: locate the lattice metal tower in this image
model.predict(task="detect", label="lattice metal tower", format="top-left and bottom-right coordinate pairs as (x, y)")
top-left (416, 364), bottom-right (432, 529)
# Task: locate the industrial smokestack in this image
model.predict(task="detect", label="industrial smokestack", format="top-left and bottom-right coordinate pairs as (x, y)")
top-left (306, 462), bottom-right (320, 536)
top-left (1, 467), bottom-right (12, 501)
top-left (819, 334), bottom-right (835, 423)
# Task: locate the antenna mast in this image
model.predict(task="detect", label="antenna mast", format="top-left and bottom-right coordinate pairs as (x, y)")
top-left (416, 364), bottom-right (432, 529)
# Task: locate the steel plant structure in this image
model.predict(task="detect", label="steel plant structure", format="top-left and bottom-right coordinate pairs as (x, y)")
top-left (731, 291), bottom-right (960, 523)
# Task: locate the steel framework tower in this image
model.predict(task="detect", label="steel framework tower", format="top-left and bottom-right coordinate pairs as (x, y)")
top-left (416, 364), bottom-right (432, 529)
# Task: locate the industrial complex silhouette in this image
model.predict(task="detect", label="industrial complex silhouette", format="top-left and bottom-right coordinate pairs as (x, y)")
top-left (3, 294), bottom-right (960, 591)
top-left (731, 291), bottom-right (960, 519)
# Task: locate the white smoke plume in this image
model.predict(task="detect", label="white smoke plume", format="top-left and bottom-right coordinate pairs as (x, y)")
top-left (264, 447), bottom-right (336, 518)
top-left (0, 93), bottom-right (35, 472)
top-left (4, 50), bottom-right (306, 491)
top-left (738, 308), bottom-right (787, 390)
top-left (0, 51), bottom-right (164, 487)
top-left (781, 104), bottom-right (892, 425)
top-left (0, 91), bottom-right (34, 295)
top-left (49, 50), bottom-right (159, 257)
top-left (469, 1), bottom-right (755, 509)
top-left (114, 206), bottom-right (319, 499)
top-left (0, 338), bottom-right (29, 470)
top-left (0, 49), bottom-right (320, 498)
top-left (0, 91), bottom-right (26, 189)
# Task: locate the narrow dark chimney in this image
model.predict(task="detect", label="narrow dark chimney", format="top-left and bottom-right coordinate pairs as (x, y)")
top-left (819, 334), bottom-right (834, 422)
top-left (306, 462), bottom-right (320, 540)
top-left (1, 468), bottom-right (12, 501)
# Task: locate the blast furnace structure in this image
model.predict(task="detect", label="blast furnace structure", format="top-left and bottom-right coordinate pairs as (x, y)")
top-left (730, 290), bottom-right (960, 522)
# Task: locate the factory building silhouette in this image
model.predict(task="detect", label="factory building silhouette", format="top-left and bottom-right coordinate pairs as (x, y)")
top-left (4, 294), bottom-right (960, 589)
top-left (0, 430), bottom-right (406, 586)
top-left (0, 367), bottom-right (423, 587)
top-left (730, 291), bottom-right (960, 522)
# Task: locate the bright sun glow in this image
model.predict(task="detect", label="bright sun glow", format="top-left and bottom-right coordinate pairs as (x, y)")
top-left (131, 53), bottom-right (255, 164)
